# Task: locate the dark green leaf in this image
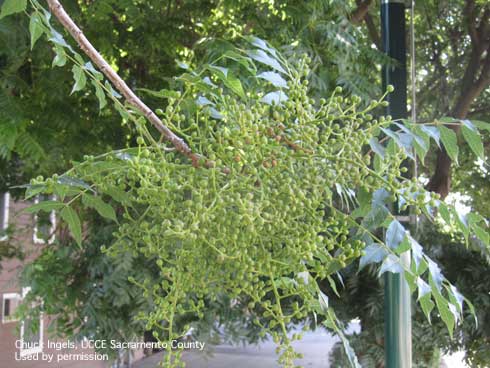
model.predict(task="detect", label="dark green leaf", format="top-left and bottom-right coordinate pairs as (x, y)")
top-left (352, 187), bottom-right (371, 218)
top-left (472, 224), bottom-right (489, 244)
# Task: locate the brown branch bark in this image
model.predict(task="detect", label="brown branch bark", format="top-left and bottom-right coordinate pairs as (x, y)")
top-left (350, 0), bottom-right (380, 49)
top-left (46, 0), bottom-right (206, 168)
top-left (350, 0), bottom-right (373, 25)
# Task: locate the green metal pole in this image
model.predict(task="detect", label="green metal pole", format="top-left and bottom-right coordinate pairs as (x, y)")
top-left (381, 1), bottom-right (412, 367)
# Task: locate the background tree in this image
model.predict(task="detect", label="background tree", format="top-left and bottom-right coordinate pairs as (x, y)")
top-left (0, 0), bottom-right (489, 366)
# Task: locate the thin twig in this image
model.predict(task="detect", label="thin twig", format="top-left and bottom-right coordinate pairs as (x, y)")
top-left (46, 0), bottom-right (207, 168)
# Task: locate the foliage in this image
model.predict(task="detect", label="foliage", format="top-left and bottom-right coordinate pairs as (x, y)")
top-left (0, 1), bottom-right (489, 367)
top-left (328, 222), bottom-right (490, 367)
top-left (4, 2), bottom-right (487, 366)
top-left (21, 214), bottom-right (153, 356)
top-left (0, 0), bottom-right (380, 186)
top-left (1, 0), bottom-right (387, 357)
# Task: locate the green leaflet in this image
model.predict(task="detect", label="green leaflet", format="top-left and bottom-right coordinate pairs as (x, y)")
top-left (386, 220), bottom-right (406, 249)
top-left (257, 71), bottom-right (288, 89)
top-left (473, 224), bottom-right (489, 244)
top-left (138, 88), bottom-right (180, 99)
top-left (432, 289), bottom-right (455, 339)
top-left (246, 49), bottom-right (286, 74)
top-left (222, 50), bottom-right (256, 74)
top-left (323, 308), bottom-right (361, 368)
top-left (438, 125), bottom-right (459, 164)
top-left (24, 200), bottom-right (65, 213)
top-left (472, 119), bottom-right (490, 131)
top-left (71, 65), bottom-right (87, 94)
top-left (378, 254), bottom-right (404, 276)
top-left (25, 185), bottom-right (47, 200)
top-left (52, 45), bottom-right (67, 67)
top-left (104, 186), bottom-right (131, 206)
top-left (60, 206), bottom-right (82, 247)
top-left (416, 277), bottom-right (431, 300)
top-left (92, 81), bottom-right (107, 110)
top-left (207, 65), bottom-right (245, 99)
top-left (326, 275), bottom-right (340, 297)
top-left (223, 73), bottom-right (245, 99)
top-left (82, 193), bottom-right (117, 222)
top-left (358, 243), bottom-right (388, 271)
top-left (462, 120), bottom-right (484, 159)
top-left (29, 12), bottom-right (44, 50)
top-left (419, 293), bottom-right (435, 323)
top-left (0, 0), bottom-right (27, 19)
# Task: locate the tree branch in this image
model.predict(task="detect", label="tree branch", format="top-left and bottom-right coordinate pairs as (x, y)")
top-left (427, 2), bottom-right (490, 198)
top-left (349, 0), bottom-right (379, 49)
top-left (350, 0), bottom-right (373, 25)
top-left (465, 0), bottom-right (479, 46)
top-left (46, 0), bottom-right (206, 168)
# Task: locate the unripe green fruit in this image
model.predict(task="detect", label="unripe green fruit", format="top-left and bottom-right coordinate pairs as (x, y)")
top-left (45, 47), bottom-right (440, 368)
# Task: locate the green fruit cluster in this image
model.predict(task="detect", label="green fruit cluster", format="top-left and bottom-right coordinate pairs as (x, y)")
top-left (42, 56), bottom-right (410, 367)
